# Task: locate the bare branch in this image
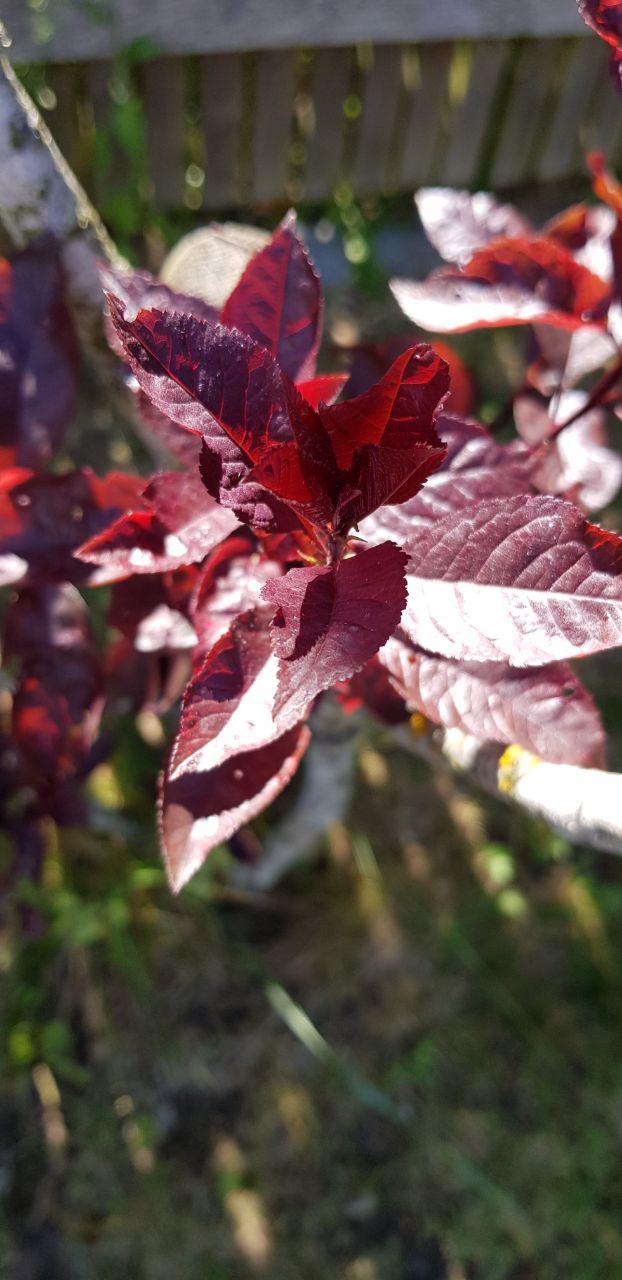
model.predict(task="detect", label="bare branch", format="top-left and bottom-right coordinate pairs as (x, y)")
top-left (233, 698), bottom-right (358, 891)
top-left (393, 724), bottom-right (622, 856)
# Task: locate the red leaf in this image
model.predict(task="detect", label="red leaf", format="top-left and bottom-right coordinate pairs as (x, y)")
top-left (588, 150), bottom-right (622, 217)
top-left (544, 203), bottom-right (617, 281)
top-left (108, 296), bottom-right (314, 533)
top-left (160, 725), bottom-right (310, 892)
top-left (221, 211), bottom-right (322, 381)
top-left (77, 470), bottom-right (239, 582)
top-left (380, 636), bottom-right (605, 766)
top-left (318, 344), bottom-right (449, 530)
top-left (346, 335), bottom-right (473, 416)
top-left (392, 236), bottom-right (611, 333)
top-left (359, 415), bottom-right (534, 544)
top-left (199, 435), bottom-right (306, 533)
top-left (0, 237), bottom-right (78, 467)
top-left (415, 188), bottom-right (530, 264)
top-left (401, 494), bottom-right (622, 665)
top-left (0, 469), bottom-right (145, 586)
top-left (297, 373), bottom-right (348, 409)
top-left (320, 344), bottom-right (449, 470)
top-left (332, 440), bottom-right (447, 534)
top-left (339, 657), bottom-right (409, 725)
top-left (169, 608), bottom-right (291, 780)
top-left (262, 541), bottom-right (408, 721)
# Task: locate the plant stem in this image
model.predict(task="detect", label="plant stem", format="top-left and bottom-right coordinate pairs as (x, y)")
top-left (551, 352), bottom-right (622, 436)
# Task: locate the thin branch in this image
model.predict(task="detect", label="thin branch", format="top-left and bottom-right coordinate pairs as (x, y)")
top-left (551, 352), bottom-right (622, 436)
top-left (393, 724), bottom-right (622, 857)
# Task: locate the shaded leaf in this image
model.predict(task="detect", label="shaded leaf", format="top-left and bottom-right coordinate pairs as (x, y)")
top-left (263, 541), bottom-right (408, 721)
top-left (3, 584), bottom-right (102, 793)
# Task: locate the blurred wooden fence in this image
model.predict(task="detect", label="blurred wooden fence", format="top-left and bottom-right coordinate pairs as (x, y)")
top-left (4, 0), bottom-right (622, 210)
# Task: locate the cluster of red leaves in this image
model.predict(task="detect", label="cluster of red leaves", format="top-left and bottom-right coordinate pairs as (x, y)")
top-left (3, 187), bottom-right (622, 891)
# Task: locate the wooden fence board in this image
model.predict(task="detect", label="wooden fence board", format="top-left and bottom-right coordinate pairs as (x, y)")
top-left (538, 38), bottom-right (606, 182)
top-left (489, 39), bottom-right (561, 189)
top-left (399, 44), bottom-right (453, 191)
top-left (5, 0), bottom-right (589, 64)
top-left (440, 40), bottom-right (506, 187)
top-left (302, 47), bottom-right (352, 201)
top-left (200, 53), bottom-right (242, 209)
top-left (587, 69), bottom-right (622, 161)
top-left (143, 58), bottom-right (186, 206)
top-left (353, 44), bottom-right (403, 194)
top-left (251, 49), bottom-right (297, 204)
top-left (85, 60), bottom-right (127, 208)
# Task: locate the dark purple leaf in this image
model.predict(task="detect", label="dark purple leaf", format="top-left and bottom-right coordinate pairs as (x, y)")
top-left (3, 584), bottom-right (102, 790)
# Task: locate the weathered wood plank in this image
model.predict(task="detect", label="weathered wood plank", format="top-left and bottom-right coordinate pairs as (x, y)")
top-left (142, 57), bottom-right (186, 206)
top-left (399, 44), bottom-right (453, 191)
top-left (354, 45), bottom-right (403, 194)
top-left (302, 47), bottom-right (351, 201)
top-left (440, 40), bottom-right (506, 187)
top-left (200, 53), bottom-right (242, 209)
top-left (251, 49), bottom-right (296, 205)
top-left (489, 39), bottom-right (561, 189)
top-left (84, 60), bottom-right (126, 208)
top-left (6, 0), bottom-right (589, 65)
top-left (42, 63), bottom-right (79, 169)
top-left (538, 38), bottom-right (605, 182)
top-left (586, 59), bottom-right (622, 161)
